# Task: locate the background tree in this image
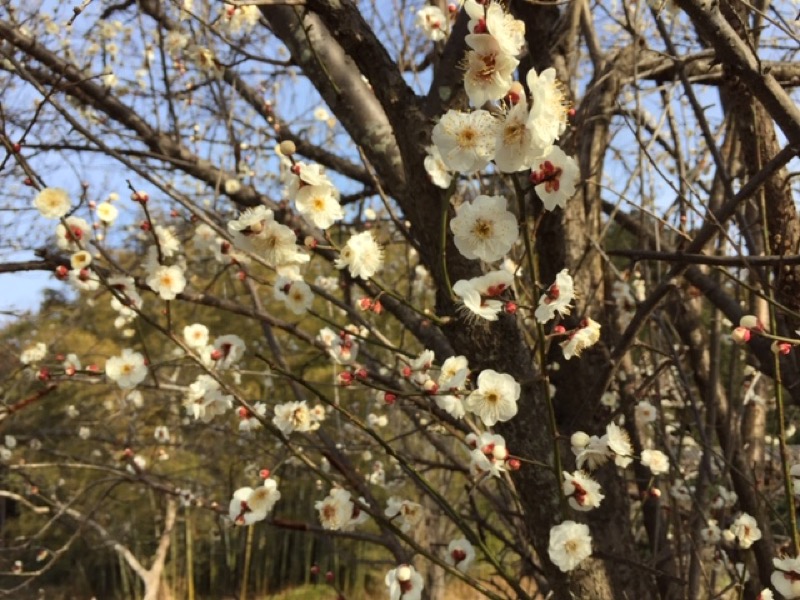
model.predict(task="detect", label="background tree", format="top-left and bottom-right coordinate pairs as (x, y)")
top-left (0, 0), bottom-right (799, 599)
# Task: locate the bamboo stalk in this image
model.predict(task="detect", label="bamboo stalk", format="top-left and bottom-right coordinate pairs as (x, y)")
top-left (240, 525), bottom-right (254, 600)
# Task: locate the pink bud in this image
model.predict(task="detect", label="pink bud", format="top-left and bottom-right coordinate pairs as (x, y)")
top-left (772, 341), bottom-right (792, 355)
top-left (731, 327), bottom-right (751, 344)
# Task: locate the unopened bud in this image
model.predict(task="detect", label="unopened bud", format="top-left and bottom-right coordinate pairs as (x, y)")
top-left (739, 315), bottom-right (763, 331)
top-left (506, 81), bottom-right (524, 105)
top-left (772, 341), bottom-right (792, 355)
top-left (279, 140), bottom-right (296, 156)
top-left (570, 431), bottom-right (590, 449)
top-left (731, 327), bottom-right (751, 344)
top-left (492, 445), bottom-right (508, 461)
top-left (396, 565), bottom-right (412, 582)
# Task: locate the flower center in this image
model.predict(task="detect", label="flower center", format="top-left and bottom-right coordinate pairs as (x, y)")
top-left (471, 218), bottom-right (494, 240)
top-left (503, 120), bottom-right (525, 146)
top-left (456, 127), bottom-right (478, 149)
top-left (312, 196), bottom-right (326, 212)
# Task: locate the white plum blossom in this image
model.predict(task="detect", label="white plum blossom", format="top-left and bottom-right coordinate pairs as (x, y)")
top-left (295, 184), bottom-right (343, 230)
top-left (209, 334), bottom-right (246, 369)
top-left (385, 564), bottom-right (424, 600)
top-left (467, 431), bottom-right (509, 478)
top-left (34, 187), bottom-right (71, 218)
top-left (154, 226), bottom-right (181, 258)
top-left (96, 202), bottom-right (118, 223)
top-left (700, 520), bottom-right (721, 545)
top-left (464, 1), bottom-right (525, 57)
top-left (238, 402), bottom-right (267, 432)
top-left (105, 349), bottom-right (148, 389)
top-left (317, 327), bottom-right (359, 364)
top-left (56, 217), bottom-right (90, 251)
top-left (772, 556), bottom-right (800, 599)
top-left (335, 231), bottom-right (383, 279)
top-left (446, 538), bottom-right (475, 573)
top-left (223, 178), bottom-right (241, 195)
top-left (153, 425), bottom-right (170, 444)
top-left (228, 206), bottom-right (309, 268)
top-left (635, 400), bottom-right (658, 424)
top-left (526, 67), bottom-right (570, 148)
top-left (385, 497), bottom-right (424, 532)
top-left (434, 394), bottom-right (466, 419)
top-left (494, 96), bottom-right (549, 173)
top-left (229, 478), bottom-right (281, 526)
top-left (283, 162), bottom-right (334, 198)
top-left (221, 4), bottom-right (261, 35)
top-left (453, 270), bottom-right (514, 322)
top-left (532, 147), bottom-right (580, 212)
top-left (534, 269), bottom-right (575, 323)
top-left (316, 488), bottom-right (367, 531)
top-left (146, 264), bottom-right (186, 300)
top-left (450, 195), bottom-right (518, 262)
top-left (605, 423), bottom-right (633, 468)
top-left (273, 401), bottom-right (316, 435)
top-left (438, 355), bottom-right (469, 390)
top-left (20, 342), bottom-right (47, 365)
top-left (548, 520), bottom-right (592, 572)
top-left (641, 449), bottom-right (670, 475)
top-left (62, 353), bottom-right (81, 374)
top-left (729, 513), bottom-right (762, 549)
top-left (316, 487), bottom-right (355, 530)
top-left (463, 34), bottom-right (518, 107)
top-left (574, 434), bottom-right (610, 471)
top-left (465, 369), bottom-right (520, 426)
top-left (424, 145), bottom-right (452, 189)
top-left (415, 5), bottom-right (448, 42)
top-left (183, 323), bottom-right (210, 349)
top-left (562, 471), bottom-right (604, 512)
top-left (69, 268), bottom-right (100, 292)
top-left (185, 374), bottom-right (233, 422)
top-left (561, 318), bottom-right (601, 359)
top-left (70, 251), bottom-right (92, 270)
top-left (432, 109), bottom-right (497, 173)
top-left (273, 277), bottom-right (314, 315)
